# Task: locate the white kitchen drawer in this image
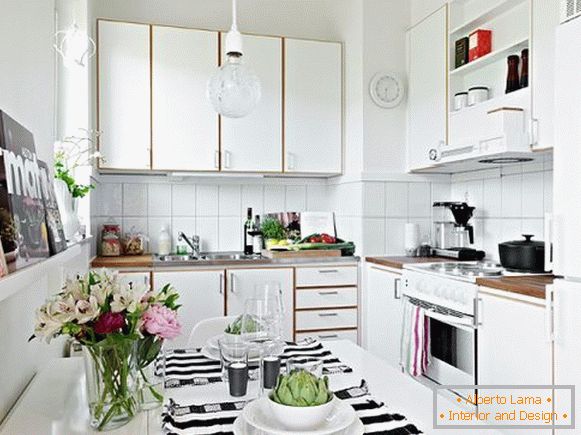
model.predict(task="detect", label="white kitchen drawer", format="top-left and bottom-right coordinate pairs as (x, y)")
top-left (296, 329), bottom-right (358, 344)
top-left (296, 308), bottom-right (358, 331)
top-left (296, 287), bottom-right (357, 309)
top-left (296, 266), bottom-right (358, 287)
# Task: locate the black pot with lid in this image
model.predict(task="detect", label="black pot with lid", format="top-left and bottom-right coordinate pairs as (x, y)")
top-left (498, 234), bottom-right (546, 273)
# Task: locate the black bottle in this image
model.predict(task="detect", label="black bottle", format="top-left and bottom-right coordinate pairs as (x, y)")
top-left (244, 207), bottom-right (253, 255)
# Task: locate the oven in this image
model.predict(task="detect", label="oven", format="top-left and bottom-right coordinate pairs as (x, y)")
top-left (401, 268), bottom-right (480, 398)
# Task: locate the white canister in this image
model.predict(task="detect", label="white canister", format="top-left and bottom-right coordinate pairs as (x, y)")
top-left (404, 223), bottom-right (420, 256)
top-left (454, 92), bottom-right (468, 111)
top-left (468, 86), bottom-right (489, 106)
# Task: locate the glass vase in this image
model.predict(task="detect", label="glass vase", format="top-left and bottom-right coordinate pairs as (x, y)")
top-left (82, 339), bottom-right (138, 431)
top-left (136, 337), bottom-right (165, 411)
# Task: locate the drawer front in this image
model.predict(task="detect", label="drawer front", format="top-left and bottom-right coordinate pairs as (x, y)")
top-left (296, 266), bottom-right (358, 287)
top-left (296, 329), bottom-right (358, 344)
top-left (296, 309), bottom-right (358, 331)
top-left (296, 287), bottom-right (357, 309)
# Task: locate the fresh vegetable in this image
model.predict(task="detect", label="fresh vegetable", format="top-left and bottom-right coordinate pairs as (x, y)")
top-left (304, 233), bottom-right (337, 244)
top-left (224, 315), bottom-right (257, 335)
top-left (261, 218), bottom-right (286, 241)
top-left (270, 370), bottom-right (333, 407)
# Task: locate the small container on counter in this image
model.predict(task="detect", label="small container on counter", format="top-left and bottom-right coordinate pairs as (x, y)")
top-left (468, 86), bottom-right (489, 106)
top-left (122, 227), bottom-right (146, 255)
top-left (101, 224), bottom-right (121, 257)
top-left (454, 92), bottom-right (468, 111)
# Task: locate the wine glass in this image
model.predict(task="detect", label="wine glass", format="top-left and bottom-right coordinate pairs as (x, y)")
top-left (241, 298), bottom-right (281, 395)
top-left (254, 282), bottom-right (284, 342)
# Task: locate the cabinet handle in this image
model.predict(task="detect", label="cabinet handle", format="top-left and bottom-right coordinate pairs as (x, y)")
top-left (214, 150), bottom-right (220, 169)
top-left (394, 278), bottom-right (401, 300)
top-left (318, 269), bottom-right (339, 274)
top-left (318, 313), bottom-right (338, 317)
top-left (229, 273), bottom-right (236, 293)
top-left (473, 298), bottom-right (482, 327)
top-left (224, 150), bottom-right (232, 169)
top-left (219, 273), bottom-right (224, 295)
top-left (544, 213), bottom-right (554, 272)
top-left (318, 334), bottom-right (339, 339)
top-left (531, 118), bottom-right (539, 147)
top-left (545, 284), bottom-right (554, 343)
top-left (318, 291), bottom-right (339, 296)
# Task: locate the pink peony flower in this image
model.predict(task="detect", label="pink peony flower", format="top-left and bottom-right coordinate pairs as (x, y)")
top-left (94, 312), bottom-right (125, 335)
top-left (141, 305), bottom-right (181, 340)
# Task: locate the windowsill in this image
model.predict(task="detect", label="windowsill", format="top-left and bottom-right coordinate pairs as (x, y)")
top-left (0, 237), bottom-right (92, 303)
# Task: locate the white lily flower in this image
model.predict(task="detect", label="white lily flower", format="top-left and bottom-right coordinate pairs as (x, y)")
top-left (34, 304), bottom-right (63, 343)
top-left (75, 296), bottom-right (100, 324)
top-left (51, 294), bottom-right (77, 323)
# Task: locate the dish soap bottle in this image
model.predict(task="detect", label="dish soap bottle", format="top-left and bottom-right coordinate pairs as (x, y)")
top-left (158, 225), bottom-right (171, 256)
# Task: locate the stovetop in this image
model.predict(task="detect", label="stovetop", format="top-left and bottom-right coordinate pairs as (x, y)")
top-left (404, 261), bottom-right (504, 282)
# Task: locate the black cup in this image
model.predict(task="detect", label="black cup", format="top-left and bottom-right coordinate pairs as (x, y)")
top-left (228, 363), bottom-right (249, 397)
top-left (263, 357), bottom-right (281, 389)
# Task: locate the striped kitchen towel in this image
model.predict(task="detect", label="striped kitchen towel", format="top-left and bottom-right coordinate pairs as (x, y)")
top-left (162, 380), bottom-right (423, 434)
top-left (163, 339), bottom-right (353, 389)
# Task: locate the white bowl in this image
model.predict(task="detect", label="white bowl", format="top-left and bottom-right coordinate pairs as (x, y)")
top-left (268, 395), bottom-right (335, 431)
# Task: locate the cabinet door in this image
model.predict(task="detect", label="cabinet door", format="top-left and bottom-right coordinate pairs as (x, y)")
top-left (117, 272), bottom-right (151, 290)
top-left (226, 268), bottom-right (294, 340)
top-left (98, 20), bottom-right (151, 170)
top-left (152, 26), bottom-right (219, 171)
top-left (477, 291), bottom-right (552, 434)
top-left (154, 271), bottom-right (225, 349)
top-left (530, 0), bottom-right (560, 151)
top-left (285, 39), bottom-right (342, 174)
top-left (407, 6), bottom-right (447, 171)
top-left (221, 34), bottom-right (282, 172)
top-left (364, 265), bottom-right (403, 368)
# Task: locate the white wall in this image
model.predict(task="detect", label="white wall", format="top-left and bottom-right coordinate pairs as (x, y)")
top-left (411, 0), bottom-right (446, 27)
top-left (0, 0), bottom-right (82, 422)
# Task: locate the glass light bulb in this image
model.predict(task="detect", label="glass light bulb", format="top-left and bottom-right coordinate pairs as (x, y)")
top-left (207, 54), bottom-right (261, 118)
top-left (54, 23), bottom-right (96, 68)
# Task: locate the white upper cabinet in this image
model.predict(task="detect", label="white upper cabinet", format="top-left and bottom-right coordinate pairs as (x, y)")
top-left (152, 26), bottom-right (219, 171)
top-left (407, 6), bottom-right (447, 171)
top-left (284, 39), bottom-right (342, 174)
top-left (530, 0), bottom-right (560, 150)
top-left (221, 34), bottom-right (282, 172)
top-left (98, 20), bottom-right (151, 170)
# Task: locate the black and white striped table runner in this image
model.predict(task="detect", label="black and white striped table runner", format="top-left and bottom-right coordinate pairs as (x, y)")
top-left (163, 340), bottom-right (353, 389)
top-left (162, 380), bottom-right (423, 434)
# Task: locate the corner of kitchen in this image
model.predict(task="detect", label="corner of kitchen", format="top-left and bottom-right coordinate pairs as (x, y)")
top-left (0, 0), bottom-right (579, 434)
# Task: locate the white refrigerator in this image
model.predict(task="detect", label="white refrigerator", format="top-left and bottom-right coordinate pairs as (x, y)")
top-left (549, 11), bottom-right (581, 432)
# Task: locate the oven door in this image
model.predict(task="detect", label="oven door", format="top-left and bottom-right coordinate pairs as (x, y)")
top-left (424, 309), bottom-right (476, 389)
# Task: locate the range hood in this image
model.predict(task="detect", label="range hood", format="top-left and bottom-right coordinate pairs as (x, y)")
top-left (415, 88), bottom-right (545, 174)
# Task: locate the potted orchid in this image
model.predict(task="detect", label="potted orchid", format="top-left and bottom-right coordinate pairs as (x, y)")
top-left (30, 269), bottom-right (181, 431)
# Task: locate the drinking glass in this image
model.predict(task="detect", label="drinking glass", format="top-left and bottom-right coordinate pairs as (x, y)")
top-left (241, 298), bottom-right (281, 395)
top-left (287, 357), bottom-right (324, 378)
top-left (219, 339), bottom-right (248, 380)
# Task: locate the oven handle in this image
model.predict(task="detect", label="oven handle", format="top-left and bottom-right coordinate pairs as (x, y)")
top-left (424, 310), bottom-right (476, 332)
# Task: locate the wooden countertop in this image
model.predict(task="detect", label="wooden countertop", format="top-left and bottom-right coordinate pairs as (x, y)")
top-left (476, 275), bottom-right (554, 300)
top-left (365, 256), bottom-right (455, 269)
top-left (91, 255), bottom-right (153, 268)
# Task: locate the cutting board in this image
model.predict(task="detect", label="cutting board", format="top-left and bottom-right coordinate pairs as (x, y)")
top-left (262, 249), bottom-right (342, 259)
top-left (91, 255), bottom-right (153, 268)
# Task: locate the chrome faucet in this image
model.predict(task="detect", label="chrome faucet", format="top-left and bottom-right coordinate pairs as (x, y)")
top-left (178, 232), bottom-right (201, 258)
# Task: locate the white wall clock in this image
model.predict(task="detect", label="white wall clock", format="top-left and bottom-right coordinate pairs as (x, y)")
top-left (369, 72), bottom-right (405, 109)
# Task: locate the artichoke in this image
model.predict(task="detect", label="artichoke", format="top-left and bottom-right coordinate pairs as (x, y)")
top-left (271, 370), bottom-right (333, 407)
top-left (224, 315), bottom-right (257, 335)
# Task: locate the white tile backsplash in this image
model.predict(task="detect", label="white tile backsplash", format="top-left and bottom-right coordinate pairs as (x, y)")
top-left (172, 185), bottom-right (196, 216)
top-left (122, 184), bottom-right (147, 216)
top-left (408, 183), bottom-right (431, 217)
top-left (501, 174), bottom-right (522, 218)
top-left (95, 183), bottom-right (122, 216)
top-left (362, 183), bottom-right (385, 218)
top-left (219, 217), bottom-right (242, 251)
top-left (148, 184), bottom-right (171, 217)
top-left (286, 185), bottom-right (307, 212)
top-left (241, 185), bottom-right (264, 217)
top-left (385, 183), bottom-right (408, 218)
top-left (521, 172), bottom-right (544, 218)
top-left (197, 217), bottom-right (219, 252)
top-left (171, 217), bottom-right (196, 251)
top-left (196, 185), bottom-right (219, 217)
top-left (219, 185), bottom-right (241, 217)
top-left (482, 178), bottom-right (502, 218)
top-left (306, 185), bottom-right (328, 211)
top-left (264, 185), bottom-right (286, 213)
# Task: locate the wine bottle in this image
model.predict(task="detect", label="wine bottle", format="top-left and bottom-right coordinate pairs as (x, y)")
top-left (244, 207), bottom-right (253, 255)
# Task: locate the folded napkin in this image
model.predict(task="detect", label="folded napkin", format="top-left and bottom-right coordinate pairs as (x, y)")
top-left (163, 339), bottom-right (352, 389)
top-left (162, 380), bottom-right (423, 435)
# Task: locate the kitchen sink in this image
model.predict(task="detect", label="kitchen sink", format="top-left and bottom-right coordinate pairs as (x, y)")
top-left (154, 252), bottom-right (257, 264)
top-left (200, 253), bottom-right (252, 261)
top-left (155, 254), bottom-right (199, 262)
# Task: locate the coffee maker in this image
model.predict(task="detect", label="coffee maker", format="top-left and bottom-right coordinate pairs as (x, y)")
top-left (432, 202), bottom-right (485, 260)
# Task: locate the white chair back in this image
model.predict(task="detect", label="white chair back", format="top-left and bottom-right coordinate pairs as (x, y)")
top-left (186, 316), bottom-right (237, 348)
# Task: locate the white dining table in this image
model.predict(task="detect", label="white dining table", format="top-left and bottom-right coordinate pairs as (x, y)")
top-left (0, 340), bottom-right (497, 434)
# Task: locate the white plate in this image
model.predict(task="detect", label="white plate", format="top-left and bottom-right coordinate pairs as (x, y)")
top-left (207, 334), bottom-right (222, 350)
top-left (201, 345), bottom-right (221, 361)
top-left (233, 413), bottom-right (364, 435)
top-left (240, 397), bottom-right (356, 435)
